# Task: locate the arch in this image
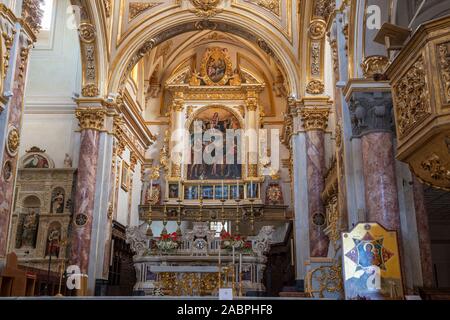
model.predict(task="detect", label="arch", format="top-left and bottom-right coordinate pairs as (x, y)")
top-left (69, 0), bottom-right (107, 97)
top-left (185, 104), bottom-right (245, 131)
top-left (108, 15), bottom-right (301, 97)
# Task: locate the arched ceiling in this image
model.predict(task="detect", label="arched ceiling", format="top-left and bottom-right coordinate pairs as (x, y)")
top-left (140, 30), bottom-right (288, 120)
top-left (71, 0), bottom-right (335, 105)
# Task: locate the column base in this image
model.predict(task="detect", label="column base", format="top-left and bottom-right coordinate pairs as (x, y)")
top-left (295, 279), bottom-right (305, 292)
top-left (95, 279), bottom-right (109, 296)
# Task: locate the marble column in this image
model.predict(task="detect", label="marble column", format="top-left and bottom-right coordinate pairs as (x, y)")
top-left (412, 176), bottom-right (434, 287)
top-left (70, 107), bottom-right (106, 274)
top-left (0, 22), bottom-right (35, 261)
top-left (299, 107), bottom-right (330, 257)
top-left (349, 92), bottom-right (400, 231)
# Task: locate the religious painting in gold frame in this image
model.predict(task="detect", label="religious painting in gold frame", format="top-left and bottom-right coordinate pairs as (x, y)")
top-left (200, 47), bottom-right (233, 86)
top-left (342, 223), bottom-right (404, 300)
top-left (121, 161), bottom-right (130, 192)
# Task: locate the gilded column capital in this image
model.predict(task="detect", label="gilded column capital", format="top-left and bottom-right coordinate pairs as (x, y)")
top-left (348, 91), bottom-right (394, 138)
top-left (75, 107), bottom-right (107, 131)
top-left (299, 107), bottom-right (330, 131)
top-left (130, 151), bottom-right (138, 171)
top-left (171, 100), bottom-right (184, 112)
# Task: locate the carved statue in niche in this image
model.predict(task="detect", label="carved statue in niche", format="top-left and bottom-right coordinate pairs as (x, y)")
top-left (46, 222), bottom-right (61, 257)
top-left (16, 208), bottom-right (39, 248)
top-left (229, 68), bottom-right (242, 86)
top-left (50, 188), bottom-right (65, 214)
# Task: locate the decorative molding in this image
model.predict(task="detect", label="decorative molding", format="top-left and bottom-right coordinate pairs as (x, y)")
top-left (78, 23), bottom-right (96, 43)
top-left (189, 0), bottom-right (223, 18)
top-left (6, 126), bottom-right (20, 157)
top-left (81, 84), bottom-right (99, 97)
top-left (438, 42), bottom-right (450, 104)
top-left (421, 153), bottom-right (450, 182)
top-left (392, 57), bottom-right (431, 137)
top-left (306, 79), bottom-right (325, 94)
top-left (308, 19), bottom-right (327, 40)
top-left (313, 0), bottom-right (336, 21)
top-left (129, 2), bottom-right (163, 21)
top-left (361, 55), bottom-right (389, 79)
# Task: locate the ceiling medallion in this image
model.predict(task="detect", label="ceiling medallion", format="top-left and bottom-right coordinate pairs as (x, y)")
top-left (189, 0), bottom-right (223, 18)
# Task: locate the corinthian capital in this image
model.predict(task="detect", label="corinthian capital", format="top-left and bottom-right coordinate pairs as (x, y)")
top-left (75, 107), bottom-right (107, 131)
top-left (299, 107), bottom-right (330, 131)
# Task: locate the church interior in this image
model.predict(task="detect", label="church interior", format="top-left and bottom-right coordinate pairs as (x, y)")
top-left (0, 0), bottom-right (449, 300)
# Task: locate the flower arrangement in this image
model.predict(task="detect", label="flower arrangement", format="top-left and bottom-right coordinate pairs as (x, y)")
top-left (220, 231), bottom-right (252, 252)
top-left (155, 232), bottom-right (179, 252)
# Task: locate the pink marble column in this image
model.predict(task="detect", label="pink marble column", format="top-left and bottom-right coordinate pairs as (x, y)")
top-left (306, 130), bottom-right (329, 257)
top-left (70, 128), bottom-right (101, 274)
top-left (0, 40), bottom-right (32, 258)
top-left (412, 177), bottom-right (434, 287)
top-left (361, 132), bottom-right (400, 230)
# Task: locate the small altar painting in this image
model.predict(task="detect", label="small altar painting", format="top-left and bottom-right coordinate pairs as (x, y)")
top-left (168, 184), bottom-right (179, 199)
top-left (200, 47), bottom-right (233, 85)
top-left (342, 223), bottom-right (404, 300)
top-left (184, 185), bottom-right (199, 200)
top-left (146, 184), bottom-right (161, 204)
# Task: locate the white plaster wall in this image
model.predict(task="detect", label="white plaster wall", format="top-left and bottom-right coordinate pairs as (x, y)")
top-left (21, 0), bottom-right (81, 167)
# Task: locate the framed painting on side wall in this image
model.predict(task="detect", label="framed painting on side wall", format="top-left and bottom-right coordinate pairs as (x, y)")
top-left (121, 161), bottom-right (130, 192)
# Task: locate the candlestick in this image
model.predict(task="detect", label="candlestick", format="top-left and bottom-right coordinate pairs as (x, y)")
top-left (239, 253), bottom-right (242, 275)
top-left (232, 246), bottom-right (235, 265)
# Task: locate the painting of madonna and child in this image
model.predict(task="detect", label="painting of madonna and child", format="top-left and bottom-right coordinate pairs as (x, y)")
top-left (187, 107), bottom-right (242, 180)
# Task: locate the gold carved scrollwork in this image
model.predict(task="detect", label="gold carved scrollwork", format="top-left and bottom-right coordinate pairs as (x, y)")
top-left (392, 57), bottom-right (431, 136)
top-left (78, 23), bottom-right (96, 43)
top-left (129, 2), bottom-right (163, 20)
top-left (81, 84), bottom-right (99, 97)
top-left (438, 42), bottom-right (450, 104)
top-left (189, 0), bottom-right (223, 18)
top-left (306, 263), bottom-right (344, 299)
top-left (299, 107), bottom-right (329, 131)
top-left (21, 0), bottom-right (44, 35)
top-left (360, 55), bottom-right (389, 79)
top-left (251, 0), bottom-right (281, 16)
top-left (309, 19), bottom-right (327, 40)
top-left (421, 153), bottom-right (450, 182)
top-left (75, 107), bottom-right (106, 131)
top-left (2, 31), bottom-right (15, 79)
top-left (306, 79), bottom-right (325, 95)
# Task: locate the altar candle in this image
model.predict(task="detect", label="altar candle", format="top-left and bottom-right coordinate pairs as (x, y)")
top-left (232, 246), bottom-right (235, 265)
top-left (178, 180), bottom-right (182, 199)
top-left (218, 242), bottom-right (221, 265)
top-left (239, 253), bottom-right (242, 274)
top-left (149, 179), bottom-right (153, 197)
top-left (236, 180), bottom-right (239, 199)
